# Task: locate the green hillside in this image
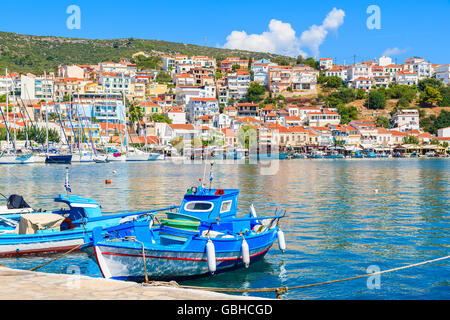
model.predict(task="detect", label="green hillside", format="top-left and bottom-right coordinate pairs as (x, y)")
top-left (0, 31), bottom-right (295, 74)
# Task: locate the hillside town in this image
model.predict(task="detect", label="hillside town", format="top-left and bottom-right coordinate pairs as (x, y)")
top-left (0, 53), bottom-right (449, 160)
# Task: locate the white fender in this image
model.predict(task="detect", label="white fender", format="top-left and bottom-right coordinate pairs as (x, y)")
top-left (250, 204), bottom-right (260, 225)
top-left (242, 239), bottom-right (250, 268)
top-left (206, 239), bottom-right (216, 273)
top-left (277, 230), bottom-right (286, 253)
top-left (250, 204), bottom-right (257, 218)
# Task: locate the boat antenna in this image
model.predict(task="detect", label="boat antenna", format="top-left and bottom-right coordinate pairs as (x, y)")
top-left (209, 161), bottom-right (214, 190)
top-left (64, 166), bottom-right (71, 196)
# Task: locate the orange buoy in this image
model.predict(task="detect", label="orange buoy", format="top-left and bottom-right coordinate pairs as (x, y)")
top-left (105, 179), bottom-right (112, 185)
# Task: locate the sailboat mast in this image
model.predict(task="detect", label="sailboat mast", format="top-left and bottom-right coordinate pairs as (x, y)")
top-left (5, 68), bottom-right (9, 147)
top-left (44, 72), bottom-right (49, 154)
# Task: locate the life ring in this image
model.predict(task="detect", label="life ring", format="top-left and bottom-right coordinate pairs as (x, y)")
top-left (62, 218), bottom-right (75, 230)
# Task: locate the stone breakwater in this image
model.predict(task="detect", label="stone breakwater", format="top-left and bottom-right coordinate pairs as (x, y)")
top-left (0, 266), bottom-right (260, 300)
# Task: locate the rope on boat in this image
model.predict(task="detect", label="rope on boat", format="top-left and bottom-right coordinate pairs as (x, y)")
top-left (29, 244), bottom-right (83, 272)
top-left (143, 254), bottom-right (450, 299)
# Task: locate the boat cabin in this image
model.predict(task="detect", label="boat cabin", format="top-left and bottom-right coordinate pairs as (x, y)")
top-left (53, 194), bottom-right (102, 222)
top-left (179, 186), bottom-right (239, 221)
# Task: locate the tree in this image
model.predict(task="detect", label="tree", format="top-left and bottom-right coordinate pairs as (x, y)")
top-left (155, 71), bottom-right (172, 84)
top-left (366, 90), bottom-right (386, 110)
top-left (170, 136), bottom-right (184, 153)
top-left (246, 82), bottom-right (266, 103)
top-left (319, 75), bottom-right (344, 89)
top-left (337, 104), bottom-right (358, 124)
top-left (238, 124), bottom-right (257, 150)
top-left (231, 64), bottom-right (241, 72)
top-left (418, 78), bottom-right (444, 92)
top-left (420, 86), bottom-right (442, 107)
top-left (403, 136), bottom-right (419, 144)
top-left (375, 116), bottom-right (390, 128)
top-left (434, 110), bottom-right (450, 131)
top-left (149, 113), bottom-right (172, 124)
top-left (438, 86), bottom-right (450, 107)
top-left (296, 56), bottom-right (319, 70)
top-left (397, 96), bottom-right (411, 108)
top-left (127, 101), bottom-right (144, 131)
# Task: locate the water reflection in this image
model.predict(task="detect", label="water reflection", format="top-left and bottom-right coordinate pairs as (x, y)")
top-left (0, 159), bottom-right (448, 299)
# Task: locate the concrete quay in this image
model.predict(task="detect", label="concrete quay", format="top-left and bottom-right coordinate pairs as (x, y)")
top-left (0, 266), bottom-right (259, 300)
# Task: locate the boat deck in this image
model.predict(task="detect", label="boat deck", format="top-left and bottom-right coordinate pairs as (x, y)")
top-left (0, 265), bottom-right (262, 300)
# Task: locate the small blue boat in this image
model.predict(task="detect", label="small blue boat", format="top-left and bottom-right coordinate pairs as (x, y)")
top-left (46, 154), bottom-right (73, 164)
top-left (81, 183), bottom-right (287, 281)
top-left (0, 194), bottom-right (166, 256)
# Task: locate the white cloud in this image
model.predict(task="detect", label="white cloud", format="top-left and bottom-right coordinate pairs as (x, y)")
top-left (382, 47), bottom-right (410, 57)
top-left (223, 19), bottom-right (306, 57)
top-left (222, 8), bottom-right (345, 58)
top-left (300, 8), bottom-right (345, 57)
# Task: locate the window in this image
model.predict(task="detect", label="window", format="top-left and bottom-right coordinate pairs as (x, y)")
top-left (220, 200), bottom-right (232, 213)
top-left (184, 201), bottom-right (214, 212)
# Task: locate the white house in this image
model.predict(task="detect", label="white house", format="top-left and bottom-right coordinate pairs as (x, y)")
top-left (324, 66), bottom-right (348, 82)
top-left (436, 65), bottom-right (450, 86)
top-left (251, 59), bottom-right (277, 86)
top-left (319, 58), bottom-right (333, 71)
top-left (346, 64), bottom-right (372, 82)
top-left (21, 74), bottom-right (55, 101)
top-left (175, 84), bottom-right (216, 106)
top-left (395, 71), bottom-right (418, 86)
top-left (390, 109), bottom-right (420, 132)
top-left (185, 97), bottom-right (219, 123)
top-left (437, 127), bottom-right (450, 138)
top-left (167, 110), bottom-right (186, 124)
top-left (378, 56), bottom-right (392, 67)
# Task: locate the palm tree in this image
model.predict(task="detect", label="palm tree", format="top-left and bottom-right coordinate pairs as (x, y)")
top-left (127, 100), bottom-right (144, 134)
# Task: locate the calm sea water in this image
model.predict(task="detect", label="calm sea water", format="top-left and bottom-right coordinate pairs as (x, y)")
top-left (0, 159), bottom-right (449, 300)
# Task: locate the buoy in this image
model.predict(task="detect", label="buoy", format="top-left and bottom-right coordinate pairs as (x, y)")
top-left (112, 170), bottom-right (117, 174)
top-left (241, 238), bottom-right (250, 268)
top-left (206, 239), bottom-right (216, 273)
top-left (105, 179), bottom-right (112, 185)
top-left (277, 230), bottom-right (286, 253)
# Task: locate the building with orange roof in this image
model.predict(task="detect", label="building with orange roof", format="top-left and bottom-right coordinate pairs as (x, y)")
top-left (186, 97), bottom-right (219, 123)
top-left (307, 109), bottom-right (340, 127)
top-left (221, 57), bottom-right (249, 73)
top-left (319, 58), bottom-right (333, 71)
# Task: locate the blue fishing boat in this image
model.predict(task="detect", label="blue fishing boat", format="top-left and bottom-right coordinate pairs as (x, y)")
top-left (0, 169), bottom-right (164, 256)
top-left (0, 194), bottom-right (171, 256)
top-left (323, 151), bottom-right (344, 159)
top-left (81, 180), bottom-right (287, 281)
top-left (307, 151), bottom-right (324, 159)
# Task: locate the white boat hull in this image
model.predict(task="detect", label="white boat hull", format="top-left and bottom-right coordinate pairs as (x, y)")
top-left (88, 243), bottom-right (272, 281)
top-left (0, 206), bottom-right (34, 215)
top-left (0, 154), bottom-right (34, 164)
top-left (0, 238), bottom-right (83, 256)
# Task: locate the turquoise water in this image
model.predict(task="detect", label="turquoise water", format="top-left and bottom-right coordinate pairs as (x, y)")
top-left (0, 159), bottom-right (449, 300)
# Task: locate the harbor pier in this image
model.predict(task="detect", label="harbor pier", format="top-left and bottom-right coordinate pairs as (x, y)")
top-left (0, 266), bottom-right (256, 300)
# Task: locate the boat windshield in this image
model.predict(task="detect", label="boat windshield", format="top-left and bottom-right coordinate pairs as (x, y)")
top-left (184, 201), bottom-right (214, 212)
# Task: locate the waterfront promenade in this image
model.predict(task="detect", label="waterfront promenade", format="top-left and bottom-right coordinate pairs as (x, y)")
top-left (0, 266), bottom-right (251, 300)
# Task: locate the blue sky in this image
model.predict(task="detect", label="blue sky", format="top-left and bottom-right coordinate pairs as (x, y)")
top-left (0, 0), bottom-right (448, 64)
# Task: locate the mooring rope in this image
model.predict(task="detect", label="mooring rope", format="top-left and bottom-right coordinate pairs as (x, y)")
top-left (29, 244), bottom-right (83, 272)
top-left (144, 254), bottom-right (450, 299)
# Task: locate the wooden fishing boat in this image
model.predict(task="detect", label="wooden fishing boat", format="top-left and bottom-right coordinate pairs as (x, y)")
top-left (82, 183), bottom-right (287, 281)
top-left (0, 194), bottom-right (167, 256)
